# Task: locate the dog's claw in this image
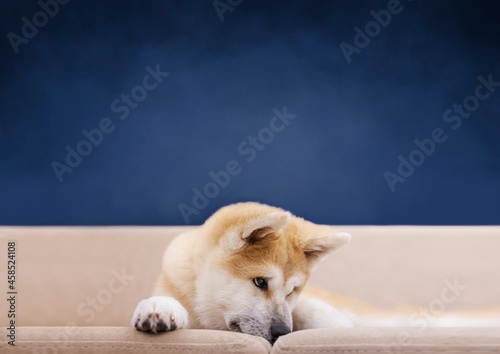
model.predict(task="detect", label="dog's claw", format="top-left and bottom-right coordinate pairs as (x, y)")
top-left (141, 319), bottom-right (151, 331)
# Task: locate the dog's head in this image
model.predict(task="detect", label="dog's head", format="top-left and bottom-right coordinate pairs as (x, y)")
top-left (195, 202), bottom-right (351, 343)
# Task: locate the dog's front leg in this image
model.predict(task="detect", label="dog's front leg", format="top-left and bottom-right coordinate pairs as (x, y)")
top-left (292, 297), bottom-right (353, 331)
top-left (131, 296), bottom-right (189, 333)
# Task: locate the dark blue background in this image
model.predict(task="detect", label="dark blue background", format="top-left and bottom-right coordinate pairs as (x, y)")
top-left (1, 0), bottom-right (499, 225)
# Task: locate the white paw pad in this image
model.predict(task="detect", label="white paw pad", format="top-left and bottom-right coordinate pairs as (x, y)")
top-left (131, 296), bottom-right (189, 333)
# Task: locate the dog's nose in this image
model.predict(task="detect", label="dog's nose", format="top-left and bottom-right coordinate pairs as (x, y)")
top-left (270, 323), bottom-right (291, 342)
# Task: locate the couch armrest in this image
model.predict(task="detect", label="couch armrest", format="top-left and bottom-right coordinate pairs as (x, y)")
top-left (1, 327), bottom-right (272, 353)
top-left (272, 328), bottom-right (500, 353)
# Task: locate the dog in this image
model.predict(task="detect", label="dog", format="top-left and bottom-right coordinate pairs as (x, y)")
top-left (131, 202), bottom-right (353, 343)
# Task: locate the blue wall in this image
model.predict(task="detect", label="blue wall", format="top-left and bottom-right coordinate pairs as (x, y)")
top-left (1, 0), bottom-right (499, 225)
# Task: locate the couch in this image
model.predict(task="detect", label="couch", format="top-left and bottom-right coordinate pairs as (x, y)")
top-left (1, 226), bottom-right (499, 353)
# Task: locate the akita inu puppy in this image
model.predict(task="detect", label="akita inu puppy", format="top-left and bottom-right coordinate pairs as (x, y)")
top-left (132, 202), bottom-right (353, 343)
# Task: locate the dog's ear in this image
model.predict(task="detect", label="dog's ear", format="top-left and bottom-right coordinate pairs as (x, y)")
top-left (300, 224), bottom-right (351, 270)
top-left (225, 211), bottom-right (291, 251)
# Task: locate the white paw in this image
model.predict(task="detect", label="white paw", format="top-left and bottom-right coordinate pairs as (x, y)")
top-left (131, 296), bottom-right (189, 333)
top-left (292, 297), bottom-right (353, 331)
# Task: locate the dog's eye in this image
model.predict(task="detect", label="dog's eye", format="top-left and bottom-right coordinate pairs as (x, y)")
top-left (253, 277), bottom-right (268, 290)
top-left (287, 288), bottom-right (295, 297)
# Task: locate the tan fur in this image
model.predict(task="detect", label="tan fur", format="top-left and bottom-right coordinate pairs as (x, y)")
top-left (136, 202), bottom-right (352, 340)
top-left (132, 204), bottom-right (499, 334)
top-left (153, 202), bottom-right (345, 304)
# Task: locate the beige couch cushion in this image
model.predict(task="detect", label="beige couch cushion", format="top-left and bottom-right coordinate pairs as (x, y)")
top-left (0, 226), bottom-right (188, 327)
top-left (271, 328), bottom-right (500, 354)
top-left (1, 226), bottom-right (499, 353)
top-left (308, 226), bottom-right (500, 310)
top-left (1, 327), bottom-right (271, 353)
top-left (1, 226), bottom-right (498, 327)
